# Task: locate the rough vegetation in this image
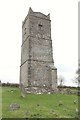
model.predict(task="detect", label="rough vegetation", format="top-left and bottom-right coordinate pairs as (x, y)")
top-left (2, 87), bottom-right (79, 118)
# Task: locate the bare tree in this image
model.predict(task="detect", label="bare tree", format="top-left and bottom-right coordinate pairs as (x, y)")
top-left (58, 75), bottom-right (65, 87)
top-left (74, 60), bottom-right (80, 87)
top-left (74, 69), bottom-right (80, 87)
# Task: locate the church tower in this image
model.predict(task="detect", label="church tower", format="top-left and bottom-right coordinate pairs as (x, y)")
top-left (20, 8), bottom-right (57, 93)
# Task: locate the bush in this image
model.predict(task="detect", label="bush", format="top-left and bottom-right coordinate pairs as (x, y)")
top-left (2, 83), bottom-right (19, 87)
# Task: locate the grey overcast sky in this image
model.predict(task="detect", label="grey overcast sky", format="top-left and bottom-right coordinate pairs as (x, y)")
top-left (0, 0), bottom-right (78, 86)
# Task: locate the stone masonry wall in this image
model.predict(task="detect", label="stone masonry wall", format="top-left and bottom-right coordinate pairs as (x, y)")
top-left (20, 8), bottom-right (57, 93)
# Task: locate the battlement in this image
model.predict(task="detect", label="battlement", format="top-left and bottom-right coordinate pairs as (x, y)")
top-left (22, 7), bottom-right (50, 28)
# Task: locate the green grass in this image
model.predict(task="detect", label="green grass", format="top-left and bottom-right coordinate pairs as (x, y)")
top-left (2, 87), bottom-right (79, 118)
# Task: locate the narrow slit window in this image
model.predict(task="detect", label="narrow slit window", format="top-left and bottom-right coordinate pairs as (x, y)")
top-left (24, 28), bottom-right (26, 35)
top-left (38, 24), bottom-right (43, 30)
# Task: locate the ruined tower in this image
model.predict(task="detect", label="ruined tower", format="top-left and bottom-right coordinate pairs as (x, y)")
top-left (20, 8), bottom-right (57, 93)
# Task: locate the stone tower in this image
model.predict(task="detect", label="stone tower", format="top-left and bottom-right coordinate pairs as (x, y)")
top-left (20, 8), bottom-right (57, 93)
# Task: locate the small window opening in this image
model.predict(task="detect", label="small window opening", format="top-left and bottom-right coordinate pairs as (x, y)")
top-left (24, 28), bottom-right (26, 35)
top-left (38, 24), bottom-right (43, 30)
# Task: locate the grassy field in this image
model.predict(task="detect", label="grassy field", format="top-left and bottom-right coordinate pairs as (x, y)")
top-left (2, 87), bottom-right (79, 118)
